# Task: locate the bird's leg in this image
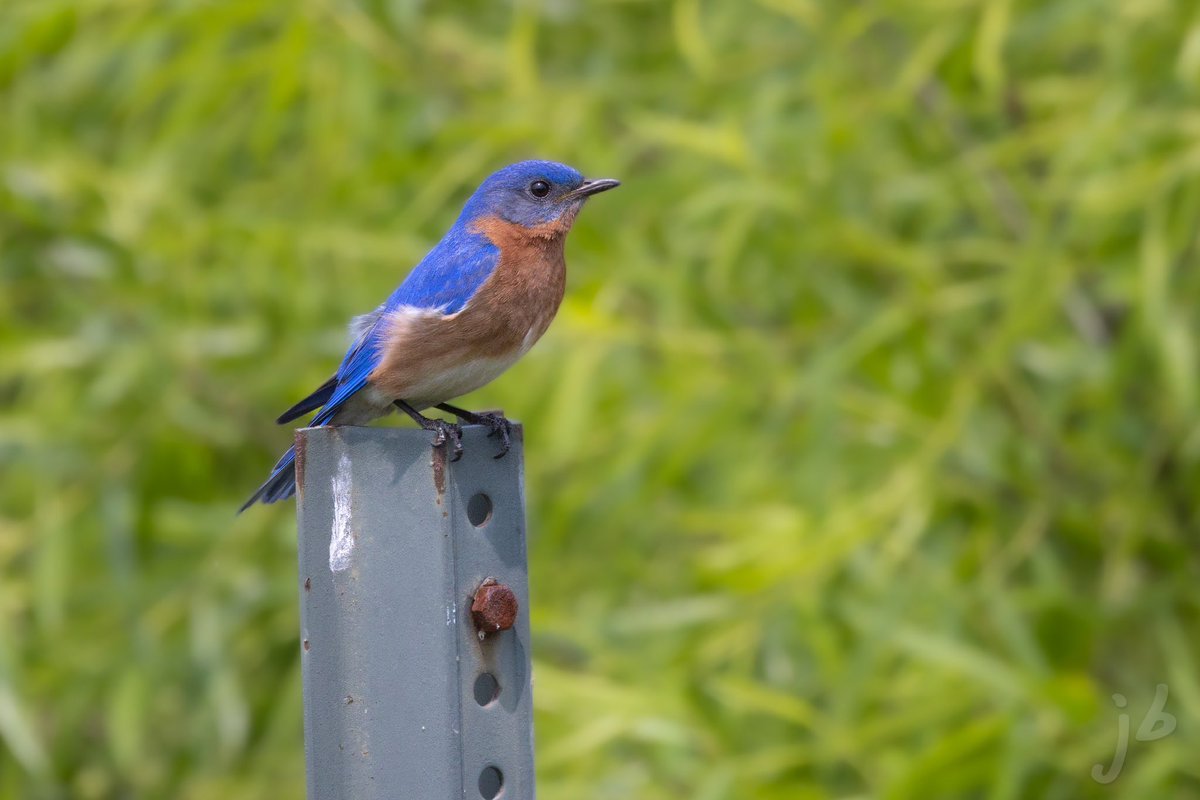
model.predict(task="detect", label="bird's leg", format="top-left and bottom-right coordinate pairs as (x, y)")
top-left (435, 403), bottom-right (513, 459)
top-left (394, 400), bottom-right (463, 462)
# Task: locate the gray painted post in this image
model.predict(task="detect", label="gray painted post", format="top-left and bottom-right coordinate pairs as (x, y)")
top-left (294, 424), bottom-right (534, 800)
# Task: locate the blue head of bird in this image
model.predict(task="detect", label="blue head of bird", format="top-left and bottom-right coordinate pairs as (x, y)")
top-left (459, 160), bottom-right (620, 231)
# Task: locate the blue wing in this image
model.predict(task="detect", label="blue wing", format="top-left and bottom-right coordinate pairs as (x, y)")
top-left (275, 375), bottom-right (335, 424)
top-left (241, 225), bottom-right (499, 511)
top-left (387, 224), bottom-right (501, 313)
top-left (315, 227), bottom-right (500, 425)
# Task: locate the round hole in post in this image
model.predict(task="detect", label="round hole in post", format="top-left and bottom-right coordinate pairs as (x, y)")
top-left (478, 766), bottom-right (503, 799)
top-left (467, 492), bottom-right (493, 527)
top-left (473, 672), bottom-right (500, 706)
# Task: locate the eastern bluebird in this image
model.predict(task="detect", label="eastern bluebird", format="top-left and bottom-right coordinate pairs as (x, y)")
top-left (240, 160), bottom-right (619, 511)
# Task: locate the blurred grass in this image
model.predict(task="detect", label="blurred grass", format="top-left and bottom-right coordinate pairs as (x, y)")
top-left (2, 0), bottom-right (1200, 797)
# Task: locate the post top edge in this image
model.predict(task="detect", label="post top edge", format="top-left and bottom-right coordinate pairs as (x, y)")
top-left (295, 422), bottom-right (524, 438)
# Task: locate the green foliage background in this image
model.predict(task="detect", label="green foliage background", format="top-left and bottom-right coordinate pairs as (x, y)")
top-left (3, 0), bottom-right (1199, 797)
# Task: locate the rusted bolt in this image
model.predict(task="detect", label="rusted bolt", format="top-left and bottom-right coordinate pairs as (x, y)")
top-left (471, 578), bottom-right (517, 639)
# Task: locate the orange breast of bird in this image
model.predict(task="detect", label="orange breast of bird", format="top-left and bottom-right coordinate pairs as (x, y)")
top-left (368, 214), bottom-right (570, 405)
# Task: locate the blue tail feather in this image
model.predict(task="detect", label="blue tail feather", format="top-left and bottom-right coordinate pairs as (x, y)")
top-left (239, 447), bottom-right (297, 513)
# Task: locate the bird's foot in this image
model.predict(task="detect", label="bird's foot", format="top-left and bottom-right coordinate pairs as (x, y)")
top-left (428, 418), bottom-right (464, 462)
top-left (394, 400), bottom-right (464, 462)
top-left (473, 412), bottom-right (513, 459)
top-left (435, 404), bottom-right (513, 459)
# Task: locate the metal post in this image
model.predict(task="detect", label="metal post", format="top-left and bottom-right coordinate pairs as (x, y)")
top-left (294, 424), bottom-right (535, 800)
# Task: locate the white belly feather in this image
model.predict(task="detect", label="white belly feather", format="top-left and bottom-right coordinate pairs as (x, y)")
top-left (394, 350), bottom-right (526, 409)
top-left (332, 349), bottom-right (522, 425)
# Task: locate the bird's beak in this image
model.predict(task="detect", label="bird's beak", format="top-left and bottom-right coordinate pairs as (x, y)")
top-left (566, 178), bottom-right (621, 200)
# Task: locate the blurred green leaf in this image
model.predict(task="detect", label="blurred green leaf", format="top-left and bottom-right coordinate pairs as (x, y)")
top-left (3, 0), bottom-right (1200, 798)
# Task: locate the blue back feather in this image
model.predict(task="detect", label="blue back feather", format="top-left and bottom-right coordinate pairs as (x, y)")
top-left (388, 226), bottom-right (500, 314)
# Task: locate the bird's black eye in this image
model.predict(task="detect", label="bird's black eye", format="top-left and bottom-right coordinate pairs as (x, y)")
top-left (529, 180), bottom-right (551, 198)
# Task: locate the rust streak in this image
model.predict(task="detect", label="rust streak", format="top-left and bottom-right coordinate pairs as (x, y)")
top-left (432, 444), bottom-right (447, 496)
top-left (293, 430), bottom-right (307, 501)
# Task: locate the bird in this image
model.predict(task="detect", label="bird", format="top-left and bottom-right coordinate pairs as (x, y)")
top-left (240, 160), bottom-right (619, 512)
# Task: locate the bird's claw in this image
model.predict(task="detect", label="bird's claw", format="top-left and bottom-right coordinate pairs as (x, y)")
top-left (477, 413), bottom-right (513, 459)
top-left (430, 419), bottom-right (463, 462)
top-left (426, 403), bottom-right (513, 460)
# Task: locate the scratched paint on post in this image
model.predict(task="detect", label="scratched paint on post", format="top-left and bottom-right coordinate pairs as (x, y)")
top-left (329, 452), bottom-right (354, 572)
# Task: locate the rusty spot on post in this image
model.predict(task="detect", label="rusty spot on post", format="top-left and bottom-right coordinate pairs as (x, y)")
top-left (471, 578), bottom-right (518, 639)
top-left (431, 444), bottom-right (447, 496)
top-left (303, 638), bottom-right (311, 651)
top-left (294, 430), bottom-right (307, 501)
top-left (304, 577), bottom-right (311, 592)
